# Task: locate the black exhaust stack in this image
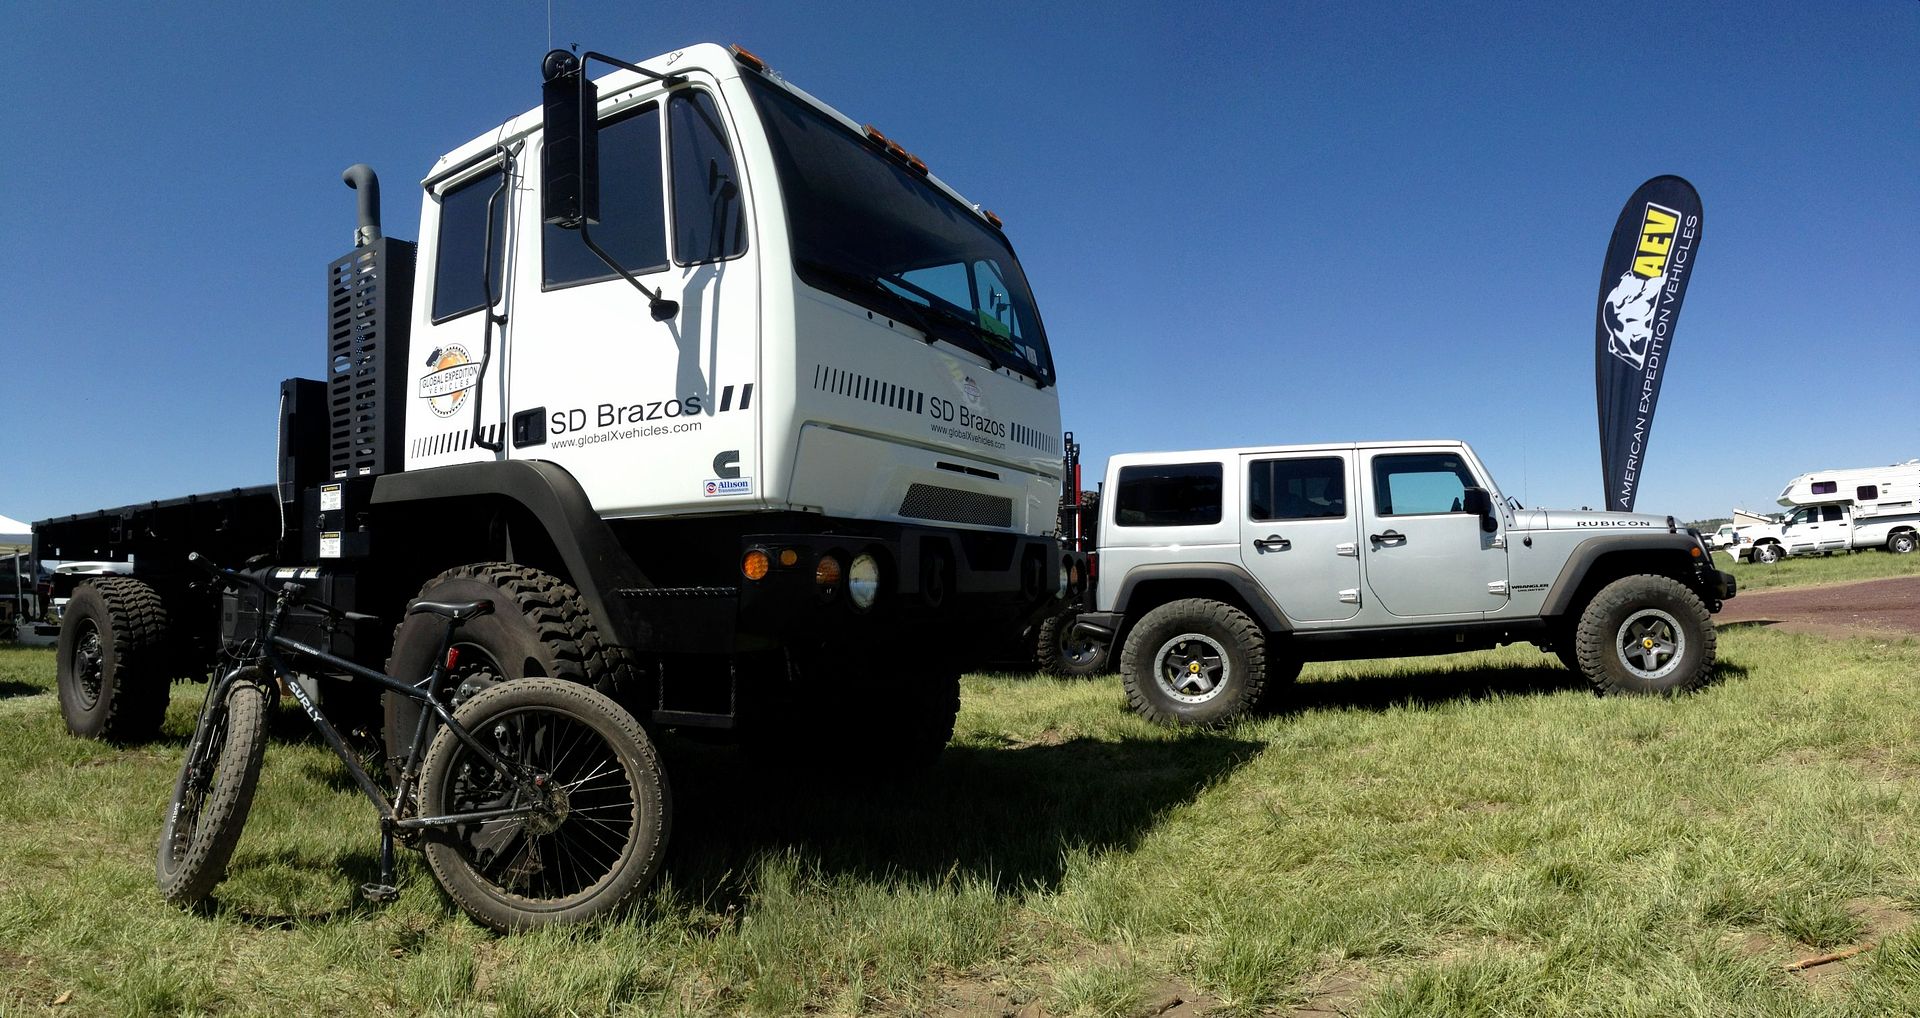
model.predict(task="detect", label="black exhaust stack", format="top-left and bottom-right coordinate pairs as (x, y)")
top-left (325, 164), bottom-right (415, 482)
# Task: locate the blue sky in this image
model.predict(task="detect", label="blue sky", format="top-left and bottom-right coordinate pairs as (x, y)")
top-left (3, 2), bottom-right (1914, 525)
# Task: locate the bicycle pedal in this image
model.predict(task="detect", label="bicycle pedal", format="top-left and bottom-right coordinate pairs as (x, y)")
top-left (359, 882), bottom-right (400, 904)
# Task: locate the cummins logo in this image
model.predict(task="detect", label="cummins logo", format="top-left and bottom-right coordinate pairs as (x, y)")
top-left (1601, 203), bottom-right (1680, 371)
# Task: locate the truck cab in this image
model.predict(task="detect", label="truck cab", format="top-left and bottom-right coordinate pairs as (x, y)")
top-left (1082, 440), bottom-right (1733, 725)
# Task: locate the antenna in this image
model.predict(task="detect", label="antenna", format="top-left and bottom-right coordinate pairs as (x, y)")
top-left (547, 0), bottom-right (553, 51)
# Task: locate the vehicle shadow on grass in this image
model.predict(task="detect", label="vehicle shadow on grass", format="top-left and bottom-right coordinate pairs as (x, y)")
top-left (1268, 659), bottom-right (1751, 717)
top-left (0, 679), bottom-right (42, 698)
top-left (658, 732), bottom-right (1263, 904)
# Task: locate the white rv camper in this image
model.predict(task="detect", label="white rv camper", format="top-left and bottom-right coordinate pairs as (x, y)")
top-left (1735, 460), bottom-right (1920, 562)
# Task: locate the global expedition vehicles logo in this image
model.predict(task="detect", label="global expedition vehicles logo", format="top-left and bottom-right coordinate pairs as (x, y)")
top-left (418, 345), bottom-right (481, 418)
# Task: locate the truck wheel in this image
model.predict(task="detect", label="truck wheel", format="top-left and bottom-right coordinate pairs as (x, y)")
top-left (1889, 531), bottom-right (1917, 555)
top-left (1573, 575), bottom-right (1716, 696)
top-left (1120, 598), bottom-right (1267, 726)
top-left (1035, 609), bottom-right (1111, 678)
top-left (768, 656), bottom-right (962, 772)
top-left (1753, 542), bottom-right (1784, 564)
top-left (56, 577), bottom-right (173, 742)
top-left (384, 564), bottom-right (625, 764)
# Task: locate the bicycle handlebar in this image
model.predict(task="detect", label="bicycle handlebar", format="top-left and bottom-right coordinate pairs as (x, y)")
top-left (187, 552), bottom-right (378, 625)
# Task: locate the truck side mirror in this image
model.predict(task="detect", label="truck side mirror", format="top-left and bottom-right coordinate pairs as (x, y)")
top-left (1461, 487), bottom-right (1497, 533)
top-left (541, 49), bottom-right (600, 228)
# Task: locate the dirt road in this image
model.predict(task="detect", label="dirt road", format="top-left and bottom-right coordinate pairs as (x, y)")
top-left (1715, 575), bottom-right (1920, 640)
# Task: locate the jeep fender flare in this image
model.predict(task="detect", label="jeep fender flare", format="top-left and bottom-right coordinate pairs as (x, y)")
top-left (1539, 534), bottom-right (1700, 618)
top-left (1107, 562), bottom-right (1292, 635)
top-left (371, 460), bottom-right (656, 646)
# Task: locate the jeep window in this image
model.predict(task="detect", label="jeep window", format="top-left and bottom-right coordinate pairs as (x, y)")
top-left (1115, 463), bottom-right (1222, 527)
top-left (1249, 457), bottom-right (1346, 521)
top-left (1371, 453), bottom-right (1478, 516)
top-left (741, 71), bottom-right (1053, 385)
top-left (432, 167), bottom-right (508, 322)
top-left (1859, 485), bottom-right (1879, 500)
top-left (669, 91), bottom-right (747, 264)
top-left (544, 104), bottom-right (668, 289)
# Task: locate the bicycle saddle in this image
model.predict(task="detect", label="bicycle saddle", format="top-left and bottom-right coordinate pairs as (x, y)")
top-left (406, 599), bottom-right (496, 621)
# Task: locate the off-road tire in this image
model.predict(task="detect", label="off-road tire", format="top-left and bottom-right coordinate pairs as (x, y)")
top-left (419, 679), bottom-right (669, 932)
top-left (1574, 574), bottom-right (1716, 696)
top-left (1752, 542), bottom-right (1785, 565)
top-left (748, 657), bottom-right (961, 773)
top-left (1035, 609), bottom-right (1111, 678)
top-left (1120, 598), bottom-right (1267, 726)
top-left (1250, 647), bottom-right (1304, 713)
top-left (57, 577), bottom-right (173, 742)
top-left (384, 563), bottom-right (630, 764)
top-left (157, 673), bottom-right (271, 906)
top-left (1889, 531), bottom-right (1917, 555)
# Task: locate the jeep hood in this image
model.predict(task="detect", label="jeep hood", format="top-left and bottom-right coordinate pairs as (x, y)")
top-left (1512, 509), bottom-right (1682, 533)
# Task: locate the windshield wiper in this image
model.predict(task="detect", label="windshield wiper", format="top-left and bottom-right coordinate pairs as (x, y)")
top-left (916, 302), bottom-right (1031, 379)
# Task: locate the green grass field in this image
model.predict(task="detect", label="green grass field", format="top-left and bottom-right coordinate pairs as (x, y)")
top-left (5, 624), bottom-right (1920, 1016)
top-left (1714, 546), bottom-right (1920, 593)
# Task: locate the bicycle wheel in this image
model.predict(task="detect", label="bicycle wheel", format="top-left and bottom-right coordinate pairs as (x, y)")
top-left (157, 670), bottom-right (272, 906)
top-left (418, 678), bottom-right (669, 931)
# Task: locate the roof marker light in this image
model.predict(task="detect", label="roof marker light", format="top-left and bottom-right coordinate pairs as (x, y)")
top-left (730, 45), bottom-right (768, 73)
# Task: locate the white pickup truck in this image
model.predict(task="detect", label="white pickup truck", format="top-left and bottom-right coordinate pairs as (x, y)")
top-left (1734, 503), bottom-right (1919, 563)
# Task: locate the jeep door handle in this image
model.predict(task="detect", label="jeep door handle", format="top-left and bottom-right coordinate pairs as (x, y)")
top-left (1253, 534), bottom-right (1290, 552)
top-left (1370, 530), bottom-right (1407, 546)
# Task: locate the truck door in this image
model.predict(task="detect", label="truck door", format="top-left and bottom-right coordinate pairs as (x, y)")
top-left (1781, 506), bottom-right (1821, 554)
top-left (1237, 452), bottom-right (1361, 622)
top-left (507, 85), bottom-right (758, 517)
top-left (1360, 450), bottom-right (1508, 618)
top-left (1820, 504), bottom-right (1849, 551)
top-left (407, 156), bottom-right (521, 466)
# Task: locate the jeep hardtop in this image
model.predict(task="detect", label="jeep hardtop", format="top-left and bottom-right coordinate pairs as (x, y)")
top-left (1076, 440), bottom-right (1736, 725)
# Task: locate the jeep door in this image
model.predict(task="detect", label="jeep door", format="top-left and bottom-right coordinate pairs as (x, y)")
top-left (1237, 452), bottom-right (1361, 622)
top-left (1359, 449), bottom-right (1508, 618)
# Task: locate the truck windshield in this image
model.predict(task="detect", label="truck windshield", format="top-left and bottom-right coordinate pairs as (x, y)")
top-left (741, 73), bottom-right (1054, 387)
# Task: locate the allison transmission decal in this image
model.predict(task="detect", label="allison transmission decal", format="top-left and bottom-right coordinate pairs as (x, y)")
top-left (1594, 175), bottom-right (1702, 512)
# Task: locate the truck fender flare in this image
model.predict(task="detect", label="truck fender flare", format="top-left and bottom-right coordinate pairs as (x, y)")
top-left (371, 460), bottom-right (651, 644)
top-left (1108, 562), bottom-right (1292, 634)
top-left (1539, 534), bottom-right (1699, 617)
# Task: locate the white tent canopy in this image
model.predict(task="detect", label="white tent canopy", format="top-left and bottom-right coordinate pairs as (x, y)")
top-left (2, 515), bottom-right (32, 625)
top-left (0, 514), bottom-right (31, 555)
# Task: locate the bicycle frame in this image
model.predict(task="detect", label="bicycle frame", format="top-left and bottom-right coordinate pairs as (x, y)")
top-left (202, 585), bottom-right (548, 837)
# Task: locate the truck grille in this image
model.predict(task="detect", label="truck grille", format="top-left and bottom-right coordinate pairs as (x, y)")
top-left (899, 484), bottom-right (1012, 528)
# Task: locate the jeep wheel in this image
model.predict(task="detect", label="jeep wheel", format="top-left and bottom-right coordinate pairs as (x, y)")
top-left (1120, 599), bottom-right (1267, 726)
top-left (1753, 542), bottom-right (1785, 564)
top-left (1889, 531), bottom-right (1917, 555)
top-left (1035, 609), bottom-right (1111, 678)
top-left (56, 577), bottom-right (173, 742)
top-left (1574, 574), bottom-right (1716, 696)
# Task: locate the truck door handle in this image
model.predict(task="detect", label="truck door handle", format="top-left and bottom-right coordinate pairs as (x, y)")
top-left (1253, 534), bottom-right (1290, 552)
top-left (1370, 530), bottom-right (1406, 546)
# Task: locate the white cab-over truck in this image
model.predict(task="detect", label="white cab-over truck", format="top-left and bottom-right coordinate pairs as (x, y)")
top-left (36, 45), bottom-right (1080, 875)
top-left (1733, 460), bottom-right (1920, 563)
top-left (1072, 440), bottom-right (1735, 725)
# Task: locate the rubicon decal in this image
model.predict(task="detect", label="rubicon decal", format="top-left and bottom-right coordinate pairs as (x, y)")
top-left (419, 344), bottom-right (479, 418)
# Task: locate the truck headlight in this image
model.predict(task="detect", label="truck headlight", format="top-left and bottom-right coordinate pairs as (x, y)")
top-left (848, 553), bottom-right (881, 609)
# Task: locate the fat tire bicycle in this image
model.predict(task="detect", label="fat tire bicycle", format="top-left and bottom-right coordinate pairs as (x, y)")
top-left (157, 554), bottom-right (670, 931)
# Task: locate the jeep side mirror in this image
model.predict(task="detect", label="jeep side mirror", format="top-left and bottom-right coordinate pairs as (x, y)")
top-left (541, 49), bottom-right (600, 228)
top-left (1461, 487), bottom-right (1498, 533)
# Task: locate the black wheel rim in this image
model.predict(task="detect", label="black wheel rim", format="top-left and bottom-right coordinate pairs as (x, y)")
top-left (1153, 633), bottom-right (1230, 703)
top-left (72, 621), bottom-right (105, 710)
top-left (1056, 625), bottom-right (1101, 667)
top-left (444, 708), bottom-right (638, 904)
